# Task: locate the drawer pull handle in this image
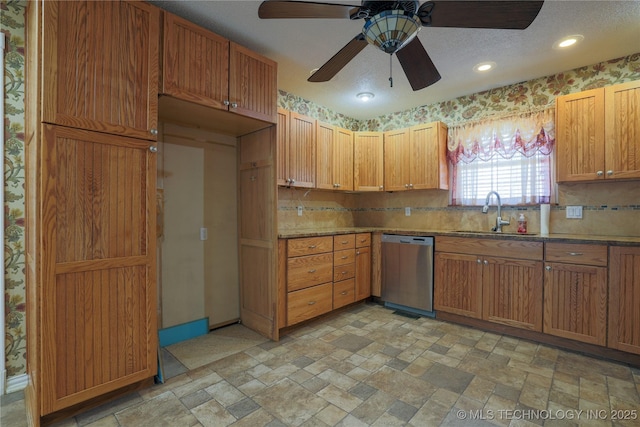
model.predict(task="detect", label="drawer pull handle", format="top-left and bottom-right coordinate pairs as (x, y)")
top-left (308, 269), bottom-right (316, 273)
top-left (308, 301), bottom-right (316, 305)
top-left (341, 271), bottom-right (348, 274)
top-left (341, 241), bottom-right (348, 244)
top-left (567, 252), bottom-right (584, 256)
top-left (341, 256), bottom-right (348, 259)
top-left (341, 291), bottom-right (347, 295)
top-left (308, 245), bottom-right (317, 249)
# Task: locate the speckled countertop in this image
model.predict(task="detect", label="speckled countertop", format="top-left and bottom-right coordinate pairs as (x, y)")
top-left (278, 227), bottom-right (640, 245)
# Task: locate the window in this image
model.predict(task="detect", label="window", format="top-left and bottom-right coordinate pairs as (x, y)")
top-left (448, 109), bottom-right (555, 206)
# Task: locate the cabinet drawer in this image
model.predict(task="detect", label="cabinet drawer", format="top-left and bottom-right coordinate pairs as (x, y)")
top-left (334, 234), bottom-right (355, 250)
top-left (334, 249), bottom-right (355, 266)
top-left (334, 263), bottom-right (355, 282)
top-left (287, 283), bottom-right (333, 326)
top-left (436, 236), bottom-right (543, 260)
top-left (288, 236), bottom-right (333, 257)
top-left (356, 233), bottom-right (371, 248)
top-left (287, 253), bottom-right (333, 292)
top-left (334, 279), bottom-right (355, 309)
top-left (545, 243), bottom-right (607, 266)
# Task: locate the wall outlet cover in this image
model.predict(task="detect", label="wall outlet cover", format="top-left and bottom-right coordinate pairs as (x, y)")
top-left (297, 206), bottom-right (303, 216)
top-left (566, 205), bottom-right (583, 219)
top-left (405, 207), bottom-right (411, 216)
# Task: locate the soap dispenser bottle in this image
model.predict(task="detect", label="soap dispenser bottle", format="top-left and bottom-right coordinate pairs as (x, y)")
top-left (517, 213), bottom-right (527, 234)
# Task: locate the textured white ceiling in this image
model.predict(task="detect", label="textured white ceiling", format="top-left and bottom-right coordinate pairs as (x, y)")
top-left (150, 0), bottom-right (640, 120)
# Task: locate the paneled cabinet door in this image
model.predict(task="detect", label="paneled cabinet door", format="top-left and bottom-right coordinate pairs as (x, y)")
top-left (604, 80), bottom-right (640, 180)
top-left (410, 122), bottom-right (448, 190)
top-left (543, 262), bottom-right (607, 345)
top-left (355, 246), bottom-right (372, 301)
top-left (383, 128), bottom-right (411, 191)
top-left (162, 12), bottom-right (229, 111)
top-left (354, 132), bottom-right (384, 191)
top-left (482, 257), bottom-right (543, 331)
top-left (434, 252), bottom-right (483, 319)
top-left (317, 122), bottom-right (354, 191)
top-left (277, 110), bottom-right (316, 188)
top-left (334, 127), bottom-right (354, 191)
top-left (608, 246), bottom-right (640, 354)
top-left (229, 42), bottom-right (278, 123)
top-left (42, 0), bottom-right (160, 140)
top-left (40, 125), bottom-right (157, 414)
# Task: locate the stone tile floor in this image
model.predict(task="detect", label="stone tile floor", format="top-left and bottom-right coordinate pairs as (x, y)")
top-left (2, 302), bottom-right (640, 426)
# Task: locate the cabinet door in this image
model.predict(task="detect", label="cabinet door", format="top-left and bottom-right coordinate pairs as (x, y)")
top-left (334, 127), bottom-right (354, 191)
top-left (354, 132), bottom-right (384, 191)
top-left (288, 112), bottom-right (316, 188)
top-left (555, 89), bottom-right (605, 182)
top-left (276, 109), bottom-right (290, 186)
top-left (229, 42), bottom-right (278, 123)
top-left (43, 0), bottom-right (159, 140)
top-left (434, 252), bottom-right (483, 318)
top-left (482, 257), bottom-right (543, 331)
top-left (384, 128), bottom-right (411, 191)
top-left (162, 12), bottom-right (229, 111)
top-left (543, 262), bottom-right (607, 345)
top-left (410, 122), bottom-right (448, 190)
top-left (605, 80), bottom-right (640, 180)
top-left (355, 246), bottom-right (372, 301)
top-left (316, 121), bottom-right (336, 190)
top-left (608, 246), bottom-right (640, 354)
top-left (40, 125), bottom-right (157, 414)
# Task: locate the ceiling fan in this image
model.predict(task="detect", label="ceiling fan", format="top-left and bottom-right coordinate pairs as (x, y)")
top-left (258, 0), bottom-right (544, 91)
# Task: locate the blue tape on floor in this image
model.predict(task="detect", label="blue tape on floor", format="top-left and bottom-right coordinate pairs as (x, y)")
top-left (158, 317), bottom-right (209, 347)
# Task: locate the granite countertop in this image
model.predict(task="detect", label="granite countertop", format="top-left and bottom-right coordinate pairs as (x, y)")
top-left (278, 227), bottom-right (640, 245)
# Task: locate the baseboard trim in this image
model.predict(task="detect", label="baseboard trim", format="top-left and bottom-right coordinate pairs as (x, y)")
top-left (158, 317), bottom-right (209, 347)
top-left (6, 373), bottom-right (29, 394)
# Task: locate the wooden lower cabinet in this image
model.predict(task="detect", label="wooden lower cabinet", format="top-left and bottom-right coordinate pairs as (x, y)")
top-left (434, 236), bottom-right (543, 331)
top-left (608, 246), bottom-right (640, 354)
top-left (543, 243), bottom-right (608, 346)
top-left (281, 233), bottom-right (371, 327)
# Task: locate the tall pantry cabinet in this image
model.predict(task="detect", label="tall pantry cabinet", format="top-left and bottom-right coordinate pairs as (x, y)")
top-left (26, 1), bottom-right (160, 424)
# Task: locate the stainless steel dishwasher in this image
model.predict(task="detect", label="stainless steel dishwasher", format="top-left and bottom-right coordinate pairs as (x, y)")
top-left (381, 234), bottom-right (435, 317)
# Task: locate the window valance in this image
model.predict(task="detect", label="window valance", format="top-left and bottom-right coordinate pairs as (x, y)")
top-left (447, 109), bottom-right (555, 165)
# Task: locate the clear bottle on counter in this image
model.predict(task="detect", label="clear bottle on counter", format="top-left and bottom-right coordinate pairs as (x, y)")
top-left (517, 213), bottom-right (527, 234)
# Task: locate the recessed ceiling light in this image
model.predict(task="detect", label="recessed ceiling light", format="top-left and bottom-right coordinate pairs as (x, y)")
top-left (357, 92), bottom-right (375, 102)
top-left (553, 35), bottom-right (584, 49)
top-left (473, 62), bottom-right (496, 73)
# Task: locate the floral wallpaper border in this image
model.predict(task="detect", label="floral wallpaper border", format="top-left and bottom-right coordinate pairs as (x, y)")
top-left (2, 0), bottom-right (640, 379)
top-left (2, 0), bottom-right (27, 379)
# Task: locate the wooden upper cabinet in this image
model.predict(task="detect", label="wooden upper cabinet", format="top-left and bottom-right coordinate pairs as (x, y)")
top-left (556, 80), bottom-right (640, 182)
top-left (384, 128), bottom-right (411, 191)
top-left (42, 1), bottom-right (160, 140)
top-left (229, 42), bottom-right (278, 123)
top-left (162, 13), bottom-right (277, 124)
top-left (162, 12), bottom-right (229, 111)
top-left (276, 108), bottom-right (290, 186)
top-left (277, 111), bottom-right (316, 188)
top-left (608, 246), bottom-right (640, 355)
top-left (410, 122), bottom-right (449, 190)
top-left (354, 131), bottom-right (384, 191)
top-left (604, 80), bottom-right (640, 180)
top-left (317, 121), bottom-right (354, 191)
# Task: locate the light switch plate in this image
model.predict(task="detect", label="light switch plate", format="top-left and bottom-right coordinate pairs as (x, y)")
top-left (405, 207), bottom-right (411, 216)
top-left (297, 206), bottom-right (303, 216)
top-left (566, 206), bottom-right (583, 219)
top-left (200, 227), bottom-right (208, 240)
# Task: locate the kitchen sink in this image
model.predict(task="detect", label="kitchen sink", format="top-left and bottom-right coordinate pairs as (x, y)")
top-left (452, 230), bottom-right (538, 236)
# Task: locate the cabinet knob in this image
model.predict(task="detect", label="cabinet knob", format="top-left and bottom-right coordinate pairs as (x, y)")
top-left (379, 186), bottom-right (384, 190)
top-left (231, 102), bottom-right (238, 109)
top-left (545, 266), bottom-right (552, 271)
top-left (150, 128), bottom-right (158, 136)
top-left (596, 170), bottom-right (604, 176)
top-left (149, 146), bottom-right (158, 153)
top-left (405, 184), bottom-right (409, 188)
top-left (607, 170), bottom-right (614, 176)
top-left (409, 183), bottom-right (413, 188)
top-left (223, 100), bottom-right (230, 106)
top-left (483, 260), bottom-right (489, 265)
top-left (477, 259), bottom-right (482, 264)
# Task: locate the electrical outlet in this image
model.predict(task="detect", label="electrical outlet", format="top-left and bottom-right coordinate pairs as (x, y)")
top-left (297, 206), bottom-right (303, 216)
top-left (566, 205), bottom-right (583, 219)
top-left (200, 227), bottom-right (208, 240)
top-left (405, 207), bottom-right (411, 216)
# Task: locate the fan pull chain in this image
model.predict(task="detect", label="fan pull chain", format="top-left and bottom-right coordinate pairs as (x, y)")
top-left (389, 54), bottom-right (393, 87)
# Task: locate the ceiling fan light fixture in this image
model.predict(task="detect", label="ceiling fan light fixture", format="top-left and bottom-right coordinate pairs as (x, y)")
top-left (356, 92), bottom-right (375, 102)
top-left (362, 9), bottom-right (421, 54)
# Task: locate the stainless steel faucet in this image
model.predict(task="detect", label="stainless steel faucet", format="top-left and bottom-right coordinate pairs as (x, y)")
top-left (482, 191), bottom-right (510, 233)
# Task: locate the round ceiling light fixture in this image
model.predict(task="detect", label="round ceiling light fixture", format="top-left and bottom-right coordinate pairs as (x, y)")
top-left (357, 92), bottom-right (375, 102)
top-left (473, 61), bottom-right (496, 73)
top-left (553, 35), bottom-right (584, 49)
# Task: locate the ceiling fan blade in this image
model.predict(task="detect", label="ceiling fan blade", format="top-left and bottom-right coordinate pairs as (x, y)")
top-left (258, 1), bottom-right (359, 19)
top-left (308, 34), bottom-right (368, 82)
top-left (396, 37), bottom-right (441, 91)
top-left (420, 1), bottom-right (544, 29)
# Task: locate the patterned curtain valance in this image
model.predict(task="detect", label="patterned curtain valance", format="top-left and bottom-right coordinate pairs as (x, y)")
top-left (447, 108), bottom-right (555, 165)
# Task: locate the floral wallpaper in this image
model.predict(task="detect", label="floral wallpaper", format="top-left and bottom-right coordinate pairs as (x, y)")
top-left (2, 0), bottom-right (27, 379)
top-left (2, 0), bottom-right (639, 380)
